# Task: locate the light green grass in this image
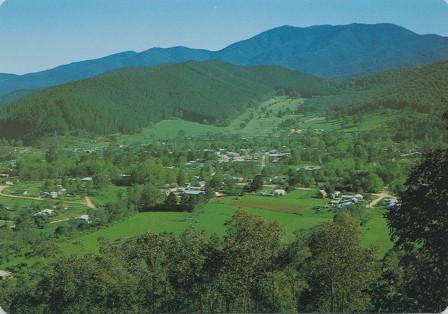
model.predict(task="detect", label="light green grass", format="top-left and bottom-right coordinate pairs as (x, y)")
top-left (362, 208), bottom-right (393, 256)
top-left (59, 189), bottom-right (391, 257)
top-left (0, 194), bottom-right (47, 208)
top-left (115, 97), bottom-right (308, 143)
top-left (2, 181), bottom-right (42, 197)
top-left (58, 190), bottom-right (350, 255)
top-left (300, 116), bottom-right (341, 131)
top-left (118, 119), bottom-right (226, 143)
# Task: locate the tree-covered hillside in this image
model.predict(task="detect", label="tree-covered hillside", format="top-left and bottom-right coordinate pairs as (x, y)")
top-left (0, 48), bottom-right (212, 97)
top-left (217, 23), bottom-right (448, 77)
top-left (0, 61), bottom-right (333, 140)
top-left (0, 73), bottom-right (18, 83)
top-left (303, 60), bottom-right (448, 114)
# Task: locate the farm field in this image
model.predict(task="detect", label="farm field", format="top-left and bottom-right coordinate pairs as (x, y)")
top-left (59, 190), bottom-right (391, 256)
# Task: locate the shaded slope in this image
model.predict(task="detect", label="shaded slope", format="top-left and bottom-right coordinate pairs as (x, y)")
top-left (302, 60), bottom-right (448, 114)
top-left (0, 73), bottom-right (18, 83)
top-left (217, 23), bottom-right (448, 77)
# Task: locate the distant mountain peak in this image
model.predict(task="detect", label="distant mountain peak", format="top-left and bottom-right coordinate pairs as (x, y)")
top-left (1, 23), bottom-right (448, 99)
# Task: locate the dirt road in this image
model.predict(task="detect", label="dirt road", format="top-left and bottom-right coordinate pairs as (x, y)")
top-left (367, 190), bottom-right (393, 208)
top-left (84, 196), bottom-right (96, 209)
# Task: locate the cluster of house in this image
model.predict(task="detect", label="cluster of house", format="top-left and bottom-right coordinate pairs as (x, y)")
top-left (165, 180), bottom-right (207, 197)
top-left (184, 148), bottom-right (291, 168)
top-left (329, 191), bottom-right (364, 208)
top-left (216, 149), bottom-right (290, 164)
top-left (41, 177), bottom-right (93, 199)
top-left (41, 184), bottom-right (68, 199)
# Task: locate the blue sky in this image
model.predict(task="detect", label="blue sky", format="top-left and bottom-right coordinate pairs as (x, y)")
top-left (1, 0), bottom-right (448, 74)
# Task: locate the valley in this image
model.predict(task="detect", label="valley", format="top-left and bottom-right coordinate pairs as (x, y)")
top-left (0, 88), bottom-right (433, 270)
top-left (1, 14), bottom-right (447, 312)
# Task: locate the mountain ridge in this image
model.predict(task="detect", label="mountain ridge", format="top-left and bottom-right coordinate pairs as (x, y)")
top-left (1, 23), bottom-right (448, 98)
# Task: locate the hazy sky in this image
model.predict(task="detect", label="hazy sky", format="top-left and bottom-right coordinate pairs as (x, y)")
top-left (1, 0), bottom-right (448, 74)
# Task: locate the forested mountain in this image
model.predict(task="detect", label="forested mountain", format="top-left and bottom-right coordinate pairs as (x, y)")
top-left (2, 58), bottom-right (448, 142)
top-left (216, 23), bottom-right (448, 77)
top-left (1, 23), bottom-right (448, 98)
top-left (0, 48), bottom-right (212, 98)
top-left (303, 60), bottom-right (448, 114)
top-left (0, 73), bottom-right (18, 83)
top-left (0, 61), bottom-right (333, 140)
top-left (0, 90), bottom-right (32, 107)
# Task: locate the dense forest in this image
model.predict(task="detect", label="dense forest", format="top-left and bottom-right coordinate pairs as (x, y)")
top-left (0, 61), bottom-right (333, 141)
top-left (303, 60), bottom-right (448, 114)
top-left (2, 60), bottom-right (448, 143)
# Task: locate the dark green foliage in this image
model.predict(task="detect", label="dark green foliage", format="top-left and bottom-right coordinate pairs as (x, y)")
top-left (385, 149), bottom-right (448, 312)
top-left (299, 213), bottom-right (379, 312)
top-left (0, 61), bottom-right (333, 141)
top-left (246, 174), bottom-right (264, 192)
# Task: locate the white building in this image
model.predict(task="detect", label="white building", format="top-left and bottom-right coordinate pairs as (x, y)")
top-left (273, 189), bottom-right (286, 197)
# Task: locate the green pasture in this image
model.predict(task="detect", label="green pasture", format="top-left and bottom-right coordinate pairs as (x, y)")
top-left (59, 189), bottom-right (391, 257)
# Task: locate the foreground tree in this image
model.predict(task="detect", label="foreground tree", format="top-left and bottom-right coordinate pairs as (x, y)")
top-left (218, 210), bottom-right (291, 312)
top-left (300, 213), bottom-right (379, 312)
top-left (386, 149), bottom-right (448, 312)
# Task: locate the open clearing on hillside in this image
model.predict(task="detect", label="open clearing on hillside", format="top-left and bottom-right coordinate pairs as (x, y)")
top-left (116, 97), bottom-right (305, 143)
top-left (113, 97), bottom-right (399, 146)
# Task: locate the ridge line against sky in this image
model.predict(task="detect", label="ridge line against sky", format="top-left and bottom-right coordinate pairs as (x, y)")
top-left (1, 0), bottom-right (448, 75)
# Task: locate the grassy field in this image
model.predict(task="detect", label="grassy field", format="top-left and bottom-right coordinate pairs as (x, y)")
top-left (59, 189), bottom-right (391, 257)
top-left (2, 181), bottom-right (43, 197)
top-left (362, 207), bottom-right (393, 256)
top-left (119, 119), bottom-right (226, 143)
